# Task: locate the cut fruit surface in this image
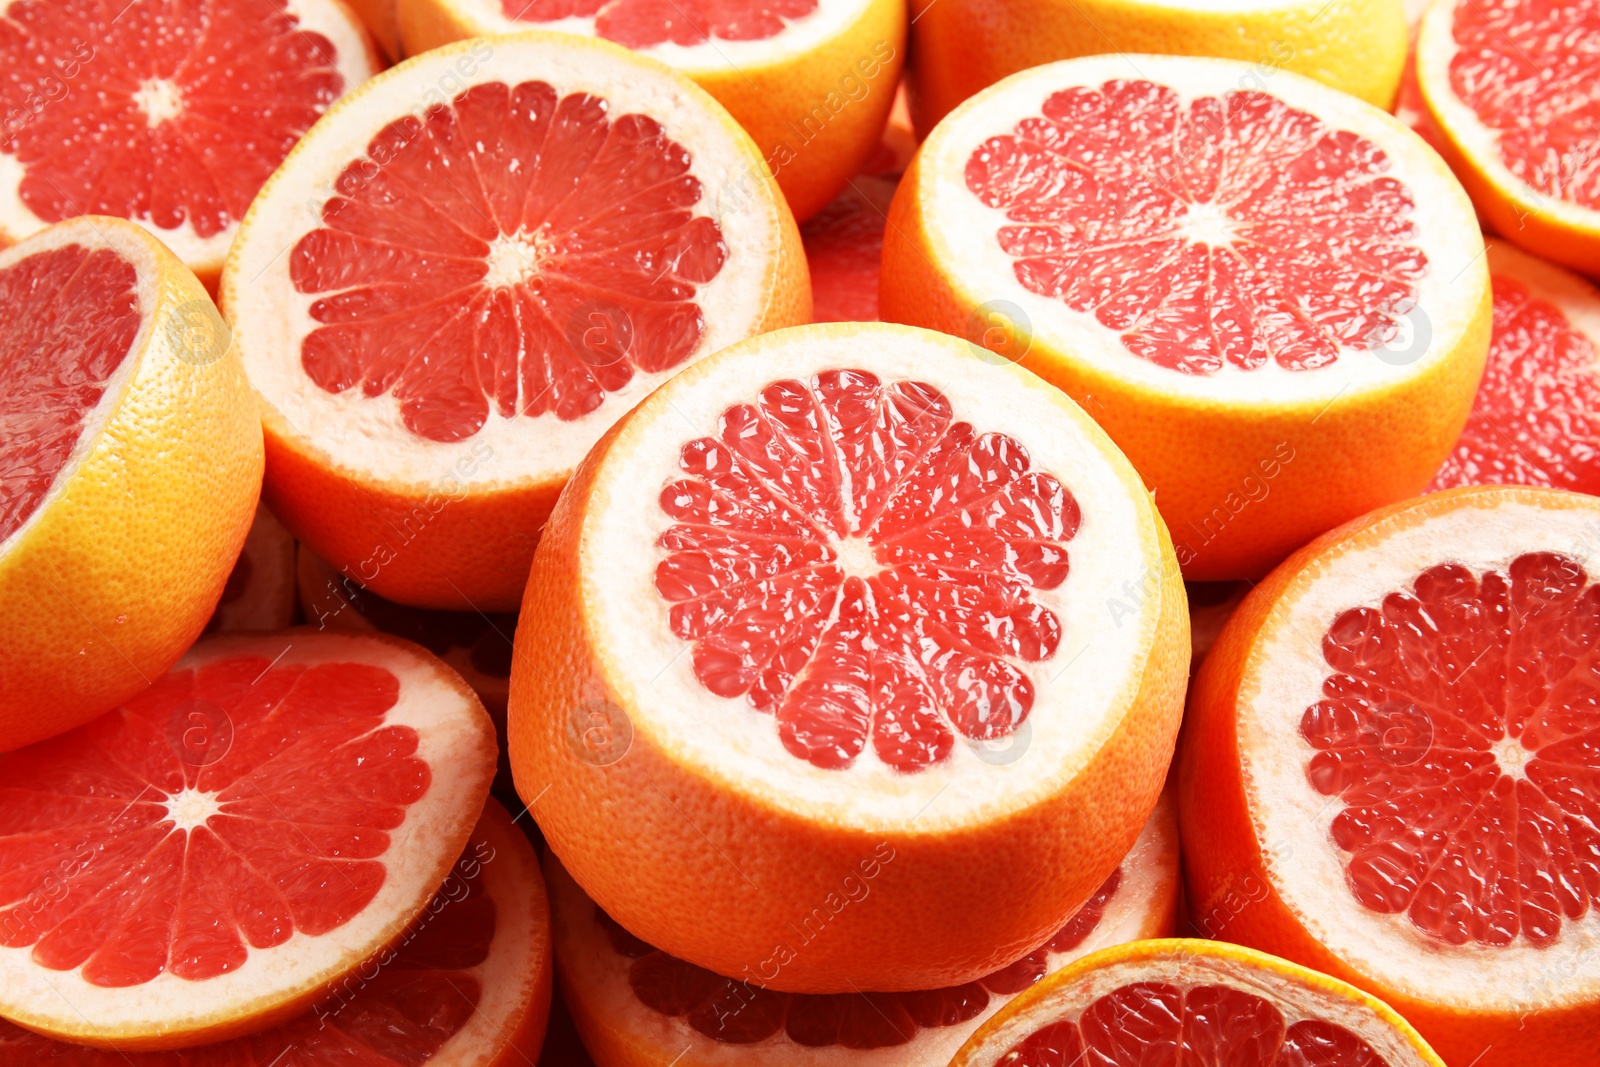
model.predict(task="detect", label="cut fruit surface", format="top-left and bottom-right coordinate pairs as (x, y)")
top-left (1181, 486), bottom-right (1600, 1067)
top-left (509, 321), bottom-right (1187, 992)
top-left (548, 790), bottom-right (1177, 1066)
top-left (0, 797), bottom-right (550, 1066)
top-left (396, 0), bottom-right (905, 222)
top-left (0, 630), bottom-right (496, 1050)
top-left (1429, 240), bottom-right (1600, 495)
top-left (205, 505), bottom-right (298, 634)
top-left (0, 0), bottom-right (376, 288)
top-left (0, 216), bottom-right (262, 752)
top-left (223, 32), bottom-right (809, 611)
top-left (907, 0), bottom-right (1408, 138)
top-left (949, 940), bottom-right (1445, 1067)
top-left (1417, 0), bottom-right (1600, 276)
top-left (298, 546), bottom-right (519, 799)
top-left (883, 53), bottom-right (1490, 580)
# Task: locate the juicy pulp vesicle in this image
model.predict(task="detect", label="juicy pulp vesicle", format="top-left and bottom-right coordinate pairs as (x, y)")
top-left (495, 0), bottom-right (819, 49)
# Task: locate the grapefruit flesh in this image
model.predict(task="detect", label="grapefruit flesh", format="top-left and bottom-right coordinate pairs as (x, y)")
top-left (493, 0), bottom-right (816, 49)
top-left (549, 790), bottom-right (1179, 1064)
top-left (0, 797), bottom-right (552, 1066)
top-left (0, 0), bottom-right (374, 283)
top-left (802, 175), bottom-right (896, 322)
top-left (657, 369), bottom-right (1079, 773)
top-left (949, 941), bottom-right (1445, 1067)
top-left (0, 632), bottom-right (496, 1050)
top-left (1181, 486), bottom-right (1600, 1067)
top-left (0, 242), bottom-right (139, 542)
top-left (291, 80), bottom-right (728, 442)
top-left (962, 80), bottom-right (1427, 376)
top-left (1430, 241), bottom-right (1600, 495)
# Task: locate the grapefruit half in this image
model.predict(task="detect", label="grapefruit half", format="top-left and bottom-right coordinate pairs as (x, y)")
top-left (548, 790), bottom-right (1177, 1066)
top-left (0, 0), bottom-right (378, 289)
top-left (508, 321), bottom-right (1188, 992)
top-left (0, 216), bottom-right (263, 752)
top-left (222, 32), bottom-right (810, 612)
top-left (949, 939), bottom-right (1447, 1067)
top-left (1181, 485), bottom-right (1600, 1067)
top-left (1430, 239), bottom-right (1600, 496)
top-left (881, 54), bottom-right (1491, 581)
top-left (395, 0), bottom-right (905, 222)
top-left (1417, 0), bottom-right (1600, 277)
top-left (907, 0), bottom-right (1409, 138)
top-left (0, 630), bottom-right (497, 1050)
top-left (204, 505), bottom-right (299, 635)
top-left (0, 796), bottom-right (550, 1066)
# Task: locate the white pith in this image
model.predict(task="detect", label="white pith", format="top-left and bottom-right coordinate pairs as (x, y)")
top-left (918, 53), bottom-right (1486, 407)
top-left (547, 791), bottom-right (1178, 1067)
top-left (133, 78), bottom-right (184, 127)
top-left (207, 504), bottom-right (298, 631)
top-left (955, 947), bottom-right (1436, 1067)
top-left (583, 325), bottom-right (1164, 828)
top-left (1484, 237), bottom-right (1600, 352)
top-left (1241, 495), bottom-right (1600, 1009)
top-left (427, 0), bottom-right (876, 75)
top-left (0, 218), bottom-right (158, 562)
top-left (0, 631), bottom-right (496, 1043)
top-left (1417, 0), bottom-right (1600, 235)
top-left (227, 34), bottom-right (784, 494)
top-left (421, 799), bottom-right (550, 1067)
top-left (0, 0), bottom-right (375, 270)
top-left (163, 788), bottom-right (222, 833)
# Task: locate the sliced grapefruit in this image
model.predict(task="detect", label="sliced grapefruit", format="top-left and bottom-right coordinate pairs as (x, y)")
top-left (1417, 0), bottom-right (1600, 277)
top-left (395, 0), bottom-right (904, 222)
top-left (0, 796), bottom-right (550, 1065)
top-left (205, 505), bottom-right (299, 635)
top-left (1188, 580), bottom-right (1248, 667)
top-left (508, 321), bottom-right (1188, 992)
top-left (1181, 485), bottom-right (1600, 1067)
top-left (907, 0), bottom-right (1409, 138)
top-left (298, 545), bottom-right (519, 798)
top-left (882, 54), bottom-right (1491, 581)
top-left (0, 0), bottom-right (378, 289)
top-left (1430, 239), bottom-right (1600, 495)
top-left (0, 630), bottom-right (497, 1050)
top-left (0, 216), bottom-right (263, 752)
top-left (547, 790), bottom-right (1177, 1065)
top-left (222, 32), bottom-right (810, 612)
top-left (949, 939), bottom-right (1446, 1067)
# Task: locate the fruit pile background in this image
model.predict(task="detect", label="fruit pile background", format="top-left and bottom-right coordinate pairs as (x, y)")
top-left (1, 0), bottom-right (1599, 1064)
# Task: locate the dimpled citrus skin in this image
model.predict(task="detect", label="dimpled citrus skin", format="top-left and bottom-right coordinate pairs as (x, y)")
top-left (908, 0), bottom-right (1408, 137)
top-left (878, 78), bottom-right (1492, 582)
top-left (0, 217), bottom-right (263, 752)
top-left (1179, 486), bottom-right (1600, 1067)
top-left (507, 323), bottom-right (1190, 994)
top-left (397, 0), bottom-right (906, 222)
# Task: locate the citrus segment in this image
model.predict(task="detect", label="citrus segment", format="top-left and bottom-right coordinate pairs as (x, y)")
top-left (0, 0), bottom-right (377, 287)
top-left (549, 791), bottom-right (1179, 1065)
top-left (907, 0), bottom-right (1408, 138)
top-left (510, 321), bottom-right (1187, 993)
top-left (205, 506), bottom-right (297, 634)
top-left (1429, 240), bottom-right (1600, 495)
top-left (1181, 486), bottom-right (1600, 1067)
top-left (803, 174), bottom-right (895, 323)
top-left (949, 941), bottom-right (1446, 1067)
top-left (1417, 0), bottom-right (1600, 275)
top-left (396, 0), bottom-right (906, 222)
top-left (882, 54), bottom-right (1490, 580)
top-left (0, 631), bottom-right (496, 1050)
top-left (223, 33), bottom-right (808, 611)
top-left (0, 797), bottom-right (551, 1066)
top-left (0, 217), bottom-right (262, 753)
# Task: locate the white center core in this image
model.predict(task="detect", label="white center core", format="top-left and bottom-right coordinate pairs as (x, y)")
top-left (833, 537), bottom-right (881, 581)
top-left (484, 231), bottom-right (543, 289)
top-left (1494, 735), bottom-right (1532, 780)
top-left (133, 78), bottom-right (184, 127)
top-left (164, 788), bottom-right (222, 833)
top-left (1177, 200), bottom-right (1237, 248)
